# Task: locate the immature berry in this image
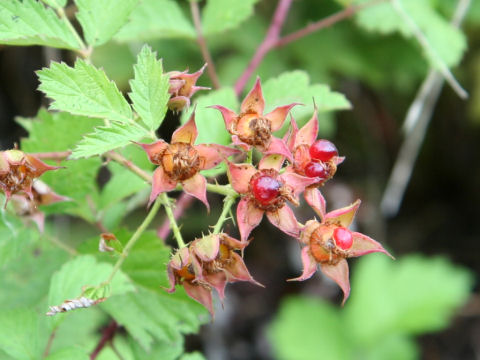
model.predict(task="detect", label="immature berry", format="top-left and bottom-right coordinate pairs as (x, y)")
top-left (304, 161), bottom-right (328, 179)
top-left (333, 227), bottom-right (353, 250)
top-left (309, 139), bottom-right (338, 162)
top-left (251, 175), bottom-right (281, 206)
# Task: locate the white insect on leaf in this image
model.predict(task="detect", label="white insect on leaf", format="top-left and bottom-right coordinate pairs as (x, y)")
top-left (46, 296), bottom-right (106, 316)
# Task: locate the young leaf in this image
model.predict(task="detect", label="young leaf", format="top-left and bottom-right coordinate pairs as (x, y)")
top-left (75, 0), bottom-right (138, 47)
top-left (354, 0), bottom-right (466, 68)
top-left (37, 60), bottom-right (133, 123)
top-left (114, 0), bottom-right (195, 42)
top-left (0, 0), bottom-right (81, 49)
top-left (202, 0), bottom-right (259, 36)
top-left (129, 45), bottom-right (170, 132)
top-left (71, 121), bottom-right (147, 159)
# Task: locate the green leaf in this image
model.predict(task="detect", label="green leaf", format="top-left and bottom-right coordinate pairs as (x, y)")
top-left (18, 110), bottom-right (103, 221)
top-left (0, 0), bottom-right (81, 49)
top-left (354, 0), bottom-right (466, 68)
top-left (45, 348), bottom-right (89, 360)
top-left (268, 296), bottom-right (351, 360)
top-left (37, 60), bottom-right (133, 123)
top-left (180, 352), bottom-right (207, 360)
top-left (48, 255), bottom-right (135, 328)
top-left (129, 45), bottom-right (170, 132)
top-left (114, 0), bottom-right (195, 42)
top-left (75, 0), bottom-right (138, 47)
top-left (344, 255), bottom-right (473, 346)
top-left (202, 0), bottom-right (259, 36)
top-left (0, 308), bottom-right (49, 360)
top-left (41, 0), bottom-right (67, 9)
top-left (71, 121), bottom-right (147, 159)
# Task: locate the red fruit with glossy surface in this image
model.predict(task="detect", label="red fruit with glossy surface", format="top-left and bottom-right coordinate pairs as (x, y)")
top-left (304, 161), bottom-right (328, 178)
top-left (333, 227), bottom-right (353, 250)
top-left (309, 140), bottom-right (338, 162)
top-left (251, 175), bottom-right (281, 206)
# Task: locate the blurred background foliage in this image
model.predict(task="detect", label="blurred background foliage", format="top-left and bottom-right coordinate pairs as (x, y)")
top-left (1, 0), bottom-right (480, 359)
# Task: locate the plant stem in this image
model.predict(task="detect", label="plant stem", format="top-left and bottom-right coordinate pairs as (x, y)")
top-left (90, 320), bottom-right (118, 360)
top-left (31, 151), bottom-right (71, 160)
top-left (55, 5), bottom-right (90, 58)
top-left (42, 330), bottom-right (56, 358)
top-left (206, 183), bottom-right (238, 197)
top-left (213, 194), bottom-right (237, 234)
top-left (105, 151), bottom-right (152, 183)
top-left (159, 193), bottom-right (186, 248)
top-left (246, 149), bottom-right (253, 164)
top-left (105, 197), bottom-right (162, 284)
top-left (234, 0), bottom-right (293, 95)
top-left (275, 0), bottom-right (386, 48)
top-left (190, 0), bottom-right (221, 89)
top-left (157, 192), bottom-right (194, 240)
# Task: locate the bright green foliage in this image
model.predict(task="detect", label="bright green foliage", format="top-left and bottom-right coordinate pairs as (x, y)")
top-left (45, 348), bottom-right (89, 360)
top-left (0, 0), bottom-right (81, 49)
top-left (0, 308), bottom-right (49, 360)
top-left (202, 0), bottom-right (259, 36)
top-left (268, 297), bottom-right (350, 360)
top-left (37, 60), bottom-right (133, 123)
top-left (114, 0), bottom-right (195, 42)
top-left (75, 0), bottom-right (138, 47)
top-left (18, 110), bottom-right (103, 221)
top-left (268, 255), bottom-right (472, 360)
top-left (354, 0), bottom-right (466, 68)
top-left (180, 352), bottom-right (207, 360)
top-left (129, 45), bottom-right (171, 132)
top-left (40, 0), bottom-right (67, 9)
top-left (48, 255), bottom-right (135, 327)
top-left (71, 122), bottom-right (147, 159)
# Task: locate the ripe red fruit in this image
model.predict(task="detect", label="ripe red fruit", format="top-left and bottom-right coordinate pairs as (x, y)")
top-left (251, 175), bottom-right (281, 205)
top-left (304, 161), bottom-right (328, 178)
top-left (333, 227), bottom-right (353, 250)
top-left (309, 139), bottom-right (338, 162)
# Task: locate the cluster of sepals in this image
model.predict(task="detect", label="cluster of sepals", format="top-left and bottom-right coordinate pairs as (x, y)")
top-left (136, 73), bottom-right (393, 315)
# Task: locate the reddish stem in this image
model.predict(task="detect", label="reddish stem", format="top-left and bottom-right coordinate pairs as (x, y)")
top-left (190, 0), bottom-right (221, 89)
top-left (234, 0), bottom-right (293, 95)
top-left (157, 192), bottom-right (194, 240)
top-left (90, 320), bottom-right (118, 360)
top-left (30, 151), bottom-right (71, 160)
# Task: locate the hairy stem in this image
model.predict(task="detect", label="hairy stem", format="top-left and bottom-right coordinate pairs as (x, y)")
top-left (105, 151), bottom-right (152, 183)
top-left (159, 193), bottom-right (186, 248)
top-left (105, 197), bottom-right (162, 284)
top-left (190, 0), bottom-right (221, 89)
top-left (213, 194), bottom-right (238, 234)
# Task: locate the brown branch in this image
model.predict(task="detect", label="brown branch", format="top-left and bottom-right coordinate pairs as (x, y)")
top-left (105, 151), bottom-right (152, 183)
top-left (90, 320), bottom-right (118, 360)
top-left (190, 1), bottom-right (221, 89)
top-left (275, 0), bottom-right (386, 48)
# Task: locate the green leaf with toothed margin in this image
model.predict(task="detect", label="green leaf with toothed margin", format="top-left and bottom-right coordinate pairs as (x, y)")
top-left (202, 0), bottom-right (260, 36)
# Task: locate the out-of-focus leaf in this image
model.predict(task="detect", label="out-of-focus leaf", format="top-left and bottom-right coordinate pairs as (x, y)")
top-left (202, 0), bottom-right (259, 35)
top-left (45, 347), bottom-right (89, 360)
top-left (37, 60), bottom-right (133, 123)
top-left (129, 45), bottom-right (170, 132)
top-left (0, 0), bottom-right (81, 49)
top-left (75, 0), bottom-right (138, 47)
top-left (268, 296), bottom-right (351, 360)
top-left (0, 308), bottom-right (49, 360)
top-left (344, 255), bottom-right (473, 345)
top-left (114, 0), bottom-right (195, 42)
top-left (41, 0), bottom-right (67, 9)
top-left (180, 352), bottom-right (207, 360)
top-left (354, 0), bottom-right (466, 68)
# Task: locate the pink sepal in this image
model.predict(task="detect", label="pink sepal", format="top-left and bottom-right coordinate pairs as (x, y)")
top-left (205, 272), bottom-right (228, 301)
top-left (227, 162), bottom-right (256, 194)
top-left (304, 187), bottom-right (327, 220)
top-left (209, 105), bottom-right (238, 132)
top-left (325, 199), bottom-right (361, 228)
top-left (136, 140), bottom-right (168, 165)
top-left (265, 103), bottom-right (300, 132)
top-left (182, 173), bottom-right (209, 211)
top-left (168, 96), bottom-right (190, 112)
top-left (183, 281), bottom-right (214, 317)
top-left (320, 259), bottom-right (350, 306)
top-left (172, 112), bottom-right (198, 145)
top-left (195, 144), bottom-right (239, 170)
top-left (192, 234), bottom-right (220, 262)
top-left (241, 77), bottom-right (265, 114)
top-left (264, 137), bottom-right (293, 163)
top-left (266, 205), bottom-right (300, 238)
top-left (149, 166), bottom-right (177, 207)
top-left (237, 197), bottom-right (264, 242)
top-left (350, 232), bottom-right (395, 259)
top-left (224, 252), bottom-right (263, 287)
top-left (295, 109), bottom-right (319, 147)
top-left (231, 135), bottom-right (250, 151)
top-left (288, 247), bottom-right (318, 281)
top-left (281, 172), bottom-right (317, 198)
top-left (25, 155), bottom-right (63, 177)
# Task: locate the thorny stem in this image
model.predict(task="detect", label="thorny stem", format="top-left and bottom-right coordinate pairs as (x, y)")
top-left (234, 0), bottom-right (386, 95)
top-left (90, 320), bottom-right (118, 360)
top-left (105, 151), bottom-right (152, 183)
top-left (234, 0), bottom-right (293, 95)
top-left (212, 194), bottom-right (238, 234)
top-left (157, 192), bottom-right (194, 239)
top-left (190, 0), bottom-right (221, 89)
top-left (159, 193), bottom-right (186, 248)
top-left (104, 197), bottom-right (162, 284)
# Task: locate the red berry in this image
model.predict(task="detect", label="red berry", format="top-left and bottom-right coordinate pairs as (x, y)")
top-left (252, 175), bottom-right (281, 205)
top-left (304, 161), bottom-right (328, 178)
top-left (309, 140), bottom-right (338, 162)
top-left (333, 227), bottom-right (353, 250)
